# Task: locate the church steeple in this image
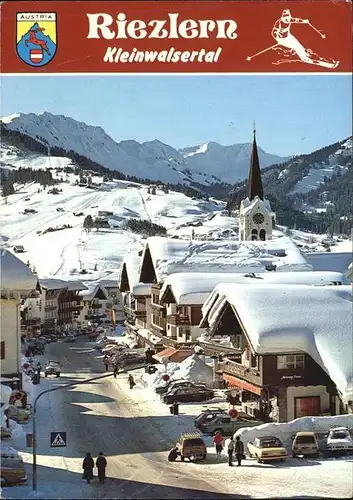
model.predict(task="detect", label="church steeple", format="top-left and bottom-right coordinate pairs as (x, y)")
top-left (247, 124), bottom-right (264, 201)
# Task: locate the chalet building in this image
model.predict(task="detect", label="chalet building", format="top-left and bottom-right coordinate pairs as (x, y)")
top-left (96, 278), bottom-right (124, 323)
top-left (239, 129), bottom-right (275, 241)
top-left (19, 280), bottom-right (43, 338)
top-left (57, 281), bottom-right (87, 331)
top-left (128, 234), bottom-right (312, 350)
top-left (200, 283), bottom-right (352, 421)
top-left (118, 253), bottom-right (163, 350)
top-left (157, 270), bottom-right (347, 350)
top-left (79, 285), bottom-right (109, 326)
top-left (1, 250), bottom-right (38, 389)
top-left (40, 279), bottom-right (68, 334)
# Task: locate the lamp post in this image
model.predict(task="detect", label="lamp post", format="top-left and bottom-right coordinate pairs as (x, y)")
top-left (32, 372), bottom-right (114, 491)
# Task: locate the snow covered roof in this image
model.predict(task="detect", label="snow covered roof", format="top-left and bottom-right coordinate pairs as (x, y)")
top-left (132, 283), bottom-right (152, 296)
top-left (204, 283), bottom-right (353, 402)
top-left (95, 278), bottom-right (118, 289)
top-left (40, 278), bottom-right (68, 290)
top-left (160, 270), bottom-right (346, 305)
top-left (0, 249), bottom-right (37, 293)
top-left (118, 253), bottom-right (141, 291)
top-left (139, 236), bottom-right (312, 283)
top-left (240, 196), bottom-right (273, 215)
top-left (80, 284), bottom-right (108, 300)
top-left (66, 281), bottom-right (88, 291)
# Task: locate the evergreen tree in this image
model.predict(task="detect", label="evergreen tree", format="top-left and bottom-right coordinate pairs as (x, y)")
top-left (83, 215), bottom-right (94, 232)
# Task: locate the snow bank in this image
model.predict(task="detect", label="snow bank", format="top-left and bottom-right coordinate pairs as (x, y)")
top-left (142, 354), bottom-right (214, 388)
top-left (235, 414), bottom-right (353, 451)
top-left (177, 354), bottom-right (214, 386)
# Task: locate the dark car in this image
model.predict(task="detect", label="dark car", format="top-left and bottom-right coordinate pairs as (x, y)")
top-left (156, 379), bottom-right (196, 395)
top-left (158, 381), bottom-right (209, 397)
top-left (194, 408), bottom-right (228, 428)
top-left (163, 386), bottom-right (214, 405)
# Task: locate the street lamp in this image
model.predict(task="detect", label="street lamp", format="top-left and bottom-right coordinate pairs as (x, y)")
top-left (32, 372), bottom-right (115, 491)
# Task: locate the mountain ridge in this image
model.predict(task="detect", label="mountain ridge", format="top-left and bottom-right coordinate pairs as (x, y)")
top-left (0, 111), bottom-right (288, 185)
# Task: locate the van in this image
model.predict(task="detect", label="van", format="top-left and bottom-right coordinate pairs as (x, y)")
top-left (292, 431), bottom-right (319, 458)
top-left (169, 432), bottom-right (207, 462)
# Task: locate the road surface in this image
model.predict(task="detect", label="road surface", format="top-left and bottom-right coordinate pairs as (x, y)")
top-left (4, 337), bottom-right (352, 499)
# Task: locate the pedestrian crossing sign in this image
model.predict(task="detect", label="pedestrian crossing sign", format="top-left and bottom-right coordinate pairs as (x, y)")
top-left (50, 431), bottom-right (67, 447)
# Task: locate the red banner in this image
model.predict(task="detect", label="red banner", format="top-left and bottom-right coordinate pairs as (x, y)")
top-left (1, 1), bottom-right (352, 73)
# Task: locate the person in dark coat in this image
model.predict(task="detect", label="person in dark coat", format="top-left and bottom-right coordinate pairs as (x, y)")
top-left (82, 452), bottom-right (94, 483)
top-left (128, 373), bottom-right (135, 389)
top-left (235, 436), bottom-right (244, 466)
top-left (96, 452), bottom-right (107, 484)
top-left (113, 361), bottom-right (119, 379)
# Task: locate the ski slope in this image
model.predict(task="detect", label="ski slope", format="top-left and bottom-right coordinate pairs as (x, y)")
top-left (0, 165), bottom-right (226, 280)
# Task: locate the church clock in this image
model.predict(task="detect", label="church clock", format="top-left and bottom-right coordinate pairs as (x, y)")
top-left (253, 213), bottom-right (265, 224)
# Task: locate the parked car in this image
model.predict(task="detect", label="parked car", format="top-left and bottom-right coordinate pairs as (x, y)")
top-left (292, 431), bottom-right (319, 458)
top-left (156, 380), bottom-right (203, 396)
top-left (247, 436), bottom-right (287, 463)
top-left (56, 207), bottom-right (65, 212)
top-left (1, 446), bottom-right (27, 486)
top-left (156, 380), bottom-right (207, 398)
top-left (64, 335), bottom-right (75, 343)
top-left (44, 360), bottom-right (62, 377)
top-left (116, 352), bottom-right (145, 367)
top-left (168, 432), bottom-right (207, 462)
top-left (194, 408), bottom-right (228, 428)
top-left (163, 386), bottom-right (214, 405)
top-left (199, 414), bottom-right (263, 436)
top-left (326, 427), bottom-right (353, 457)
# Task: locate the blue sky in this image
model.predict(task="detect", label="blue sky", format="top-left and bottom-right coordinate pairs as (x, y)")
top-left (1, 75), bottom-right (351, 156)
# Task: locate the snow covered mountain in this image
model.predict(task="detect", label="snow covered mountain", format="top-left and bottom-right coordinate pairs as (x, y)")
top-left (179, 141), bottom-right (287, 183)
top-left (1, 112), bottom-right (288, 185)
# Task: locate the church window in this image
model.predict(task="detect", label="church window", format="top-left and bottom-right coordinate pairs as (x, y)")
top-left (253, 213), bottom-right (265, 225)
top-left (251, 229), bottom-right (258, 240)
top-left (259, 229), bottom-right (266, 241)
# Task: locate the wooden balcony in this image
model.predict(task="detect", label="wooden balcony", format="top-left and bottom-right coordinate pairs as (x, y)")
top-left (166, 313), bottom-right (190, 326)
top-left (135, 309), bottom-right (147, 317)
top-left (151, 323), bottom-right (166, 337)
top-left (219, 359), bottom-right (262, 386)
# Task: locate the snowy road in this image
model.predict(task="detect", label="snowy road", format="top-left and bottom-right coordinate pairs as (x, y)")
top-left (3, 339), bottom-right (352, 499)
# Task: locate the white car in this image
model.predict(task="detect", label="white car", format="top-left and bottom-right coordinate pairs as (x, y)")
top-left (326, 427), bottom-right (353, 456)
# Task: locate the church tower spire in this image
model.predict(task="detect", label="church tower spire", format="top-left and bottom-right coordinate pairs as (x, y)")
top-left (247, 123), bottom-right (264, 201)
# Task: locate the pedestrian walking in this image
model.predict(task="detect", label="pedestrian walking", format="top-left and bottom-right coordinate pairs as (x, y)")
top-left (113, 361), bottom-right (119, 379)
top-left (213, 430), bottom-right (224, 459)
top-left (103, 355), bottom-right (109, 372)
top-left (128, 373), bottom-right (135, 389)
top-left (235, 436), bottom-right (244, 466)
top-left (227, 436), bottom-right (235, 466)
top-left (96, 451), bottom-right (107, 484)
top-left (82, 452), bottom-right (94, 483)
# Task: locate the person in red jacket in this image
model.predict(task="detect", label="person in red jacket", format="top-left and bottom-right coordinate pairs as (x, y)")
top-left (213, 430), bottom-right (224, 459)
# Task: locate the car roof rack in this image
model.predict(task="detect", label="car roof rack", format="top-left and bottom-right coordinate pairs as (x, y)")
top-left (180, 432), bottom-right (203, 439)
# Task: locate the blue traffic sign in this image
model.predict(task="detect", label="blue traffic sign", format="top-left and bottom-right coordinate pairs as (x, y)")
top-left (50, 431), bottom-right (67, 447)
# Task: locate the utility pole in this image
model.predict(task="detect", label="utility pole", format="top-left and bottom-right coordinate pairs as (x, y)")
top-left (32, 372), bottom-right (114, 491)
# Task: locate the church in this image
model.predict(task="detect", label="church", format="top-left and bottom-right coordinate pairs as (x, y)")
top-left (239, 128), bottom-right (275, 241)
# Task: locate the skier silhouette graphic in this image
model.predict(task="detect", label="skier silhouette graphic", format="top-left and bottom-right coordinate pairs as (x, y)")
top-left (25, 27), bottom-right (51, 55)
top-left (247, 9), bottom-right (339, 69)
